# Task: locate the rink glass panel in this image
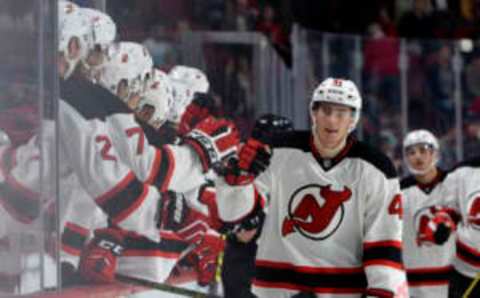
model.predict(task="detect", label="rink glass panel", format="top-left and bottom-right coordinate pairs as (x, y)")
top-left (0, 0), bottom-right (59, 295)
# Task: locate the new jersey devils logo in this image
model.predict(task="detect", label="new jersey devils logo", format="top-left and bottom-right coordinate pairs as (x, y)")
top-left (467, 191), bottom-right (480, 230)
top-left (282, 184), bottom-right (352, 240)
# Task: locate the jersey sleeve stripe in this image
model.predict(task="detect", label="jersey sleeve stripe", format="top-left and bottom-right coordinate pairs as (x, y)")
top-left (365, 288), bottom-right (394, 298)
top-left (110, 184), bottom-right (150, 224)
top-left (253, 260), bottom-right (367, 293)
top-left (407, 266), bottom-right (452, 286)
top-left (363, 242), bottom-right (403, 270)
top-left (65, 222), bottom-right (90, 236)
top-left (94, 173), bottom-right (147, 223)
top-left (95, 171), bottom-right (136, 204)
top-left (456, 240), bottom-right (480, 267)
top-left (61, 223), bottom-right (89, 256)
top-left (151, 146), bottom-right (174, 193)
top-left (145, 148), bottom-right (162, 185)
top-left (123, 234), bottom-right (189, 258)
top-left (363, 240), bottom-right (402, 249)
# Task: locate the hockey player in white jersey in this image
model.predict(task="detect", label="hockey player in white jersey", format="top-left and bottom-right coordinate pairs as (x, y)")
top-left (214, 78), bottom-right (408, 297)
top-left (440, 156), bottom-right (480, 297)
top-left (14, 3), bottom-right (239, 285)
top-left (400, 129), bottom-right (459, 298)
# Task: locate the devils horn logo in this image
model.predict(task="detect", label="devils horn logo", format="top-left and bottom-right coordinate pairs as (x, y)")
top-left (467, 191), bottom-right (480, 230)
top-left (282, 184), bottom-right (352, 240)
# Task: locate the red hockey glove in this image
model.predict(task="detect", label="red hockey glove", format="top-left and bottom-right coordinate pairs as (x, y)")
top-left (183, 116), bottom-right (239, 173)
top-left (238, 138), bottom-right (272, 176)
top-left (190, 230), bottom-right (225, 287)
top-left (157, 191), bottom-right (211, 244)
top-left (78, 228), bottom-right (125, 284)
top-left (417, 211), bottom-right (456, 246)
top-left (178, 93), bottom-right (217, 136)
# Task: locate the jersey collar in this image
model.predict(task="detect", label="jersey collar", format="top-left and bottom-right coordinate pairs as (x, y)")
top-left (416, 169), bottom-right (446, 194)
top-left (309, 135), bottom-right (355, 171)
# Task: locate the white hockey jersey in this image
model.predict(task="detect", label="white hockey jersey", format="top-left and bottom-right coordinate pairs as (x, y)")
top-left (58, 100), bottom-right (209, 241)
top-left (216, 132), bottom-right (408, 298)
top-left (443, 157), bottom-right (480, 279)
top-left (400, 171), bottom-right (456, 298)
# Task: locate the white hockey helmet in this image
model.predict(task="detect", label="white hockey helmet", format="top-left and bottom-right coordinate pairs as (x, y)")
top-left (169, 65), bottom-right (210, 94)
top-left (403, 129), bottom-right (440, 175)
top-left (58, 3), bottom-right (93, 79)
top-left (96, 42), bottom-right (153, 102)
top-left (137, 69), bottom-right (175, 129)
top-left (310, 78), bottom-right (362, 131)
top-left (80, 8), bottom-right (117, 50)
top-left (167, 66), bottom-right (209, 123)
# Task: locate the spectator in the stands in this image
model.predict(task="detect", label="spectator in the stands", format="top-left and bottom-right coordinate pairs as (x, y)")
top-left (364, 22), bottom-right (400, 108)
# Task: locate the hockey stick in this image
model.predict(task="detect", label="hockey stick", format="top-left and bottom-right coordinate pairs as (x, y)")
top-left (116, 273), bottom-right (222, 298)
top-left (462, 272), bottom-right (480, 298)
top-left (207, 234), bottom-right (226, 296)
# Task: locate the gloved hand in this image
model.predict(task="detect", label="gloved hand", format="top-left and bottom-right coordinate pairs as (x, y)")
top-left (188, 230), bottom-right (225, 287)
top-left (157, 191), bottom-right (212, 244)
top-left (183, 116), bottom-right (239, 173)
top-left (178, 93), bottom-right (217, 136)
top-left (78, 227), bottom-right (126, 283)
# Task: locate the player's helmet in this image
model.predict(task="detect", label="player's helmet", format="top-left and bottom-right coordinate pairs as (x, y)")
top-left (403, 129), bottom-right (440, 175)
top-left (80, 8), bottom-right (117, 50)
top-left (96, 42), bottom-right (153, 102)
top-left (137, 69), bottom-right (174, 129)
top-left (310, 78), bottom-right (362, 131)
top-left (169, 65), bottom-right (209, 94)
top-left (167, 66), bottom-right (210, 123)
top-left (58, 2), bottom-right (93, 79)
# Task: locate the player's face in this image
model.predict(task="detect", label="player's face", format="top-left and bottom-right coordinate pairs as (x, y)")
top-left (136, 104), bottom-right (156, 125)
top-left (312, 102), bottom-right (354, 149)
top-left (405, 144), bottom-right (436, 173)
top-left (58, 37), bottom-right (81, 79)
top-left (86, 47), bottom-right (104, 67)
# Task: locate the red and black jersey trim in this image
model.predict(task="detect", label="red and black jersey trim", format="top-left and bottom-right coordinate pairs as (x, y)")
top-left (365, 288), bottom-right (394, 298)
top-left (122, 233), bottom-right (189, 258)
top-left (407, 266), bottom-right (452, 286)
top-left (457, 240), bottom-right (480, 268)
top-left (363, 241), bottom-right (404, 270)
top-left (61, 222), bottom-right (89, 256)
top-left (95, 171), bottom-right (148, 224)
top-left (147, 147), bottom-right (174, 193)
top-left (253, 260), bottom-right (367, 293)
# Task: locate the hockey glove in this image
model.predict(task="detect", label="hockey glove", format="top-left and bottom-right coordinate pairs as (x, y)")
top-left (417, 211), bottom-right (456, 245)
top-left (252, 113), bottom-right (293, 144)
top-left (78, 227), bottom-right (125, 283)
top-left (157, 191), bottom-right (210, 244)
top-left (183, 116), bottom-right (239, 173)
top-left (189, 230), bottom-right (225, 287)
top-left (224, 113), bottom-right (292, 184)
top-left (178, 93), bottom-right (217, 136)
top-left (238, 138), bottom-right (272, 177)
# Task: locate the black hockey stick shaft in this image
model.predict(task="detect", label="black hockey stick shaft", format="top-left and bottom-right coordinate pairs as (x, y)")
top-left (115, 273), bottom-right (222, 298)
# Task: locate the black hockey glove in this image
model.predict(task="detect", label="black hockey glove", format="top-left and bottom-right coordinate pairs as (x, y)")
top-left (433, 222), bottom-right (452, 245)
